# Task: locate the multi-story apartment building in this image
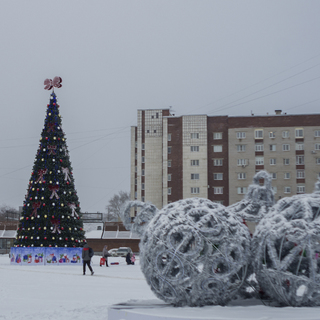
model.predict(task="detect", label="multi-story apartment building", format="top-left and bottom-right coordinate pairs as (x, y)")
top-left (131, 109), bottom-right (320, 210)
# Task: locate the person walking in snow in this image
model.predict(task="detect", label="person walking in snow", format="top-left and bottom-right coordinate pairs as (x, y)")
top-left (126, 251), bottom-right (134, 265)
top-left (82, 243), bottom-right (94, 275)
top-left (102, 245), bottom-right (110, 267)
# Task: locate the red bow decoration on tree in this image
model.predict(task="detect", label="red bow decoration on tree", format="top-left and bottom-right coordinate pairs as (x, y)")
top-left (31, 202), bottom-right (41, 217)
top-left (47, 145), bottom-right (57, 155)
top-left (50, 218), bottom-right (61, 234)
top-left (36, 169), bottom-right (47, 183)
top-left (47, 123), bottom-right (55, 133)
top-left (49, 185), bottom-right (60, 199)
top-left (44, 77), bottom-right (62, 90)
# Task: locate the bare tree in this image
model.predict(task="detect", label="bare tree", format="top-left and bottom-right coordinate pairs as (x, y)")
top-left (0, 205), bottom-right (19, 221)
top-left (105, 191), bottom-right (130, 222)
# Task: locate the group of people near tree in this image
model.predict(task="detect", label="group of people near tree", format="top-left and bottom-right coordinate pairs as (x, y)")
top-left (82, 244), bottom-right (135, 275)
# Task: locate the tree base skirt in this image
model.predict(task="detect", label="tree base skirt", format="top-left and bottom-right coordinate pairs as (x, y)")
top-left (10, 247), bottom-right (82, 265)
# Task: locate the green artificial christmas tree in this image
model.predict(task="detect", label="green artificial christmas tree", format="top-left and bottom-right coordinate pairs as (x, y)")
top-left (14, 77), bottom-right (86, 248)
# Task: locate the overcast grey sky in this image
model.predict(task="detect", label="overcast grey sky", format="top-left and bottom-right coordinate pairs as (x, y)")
top-left (1, 0), bottom-right (320, 213)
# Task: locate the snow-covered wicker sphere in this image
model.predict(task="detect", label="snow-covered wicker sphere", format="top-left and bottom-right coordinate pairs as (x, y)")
top-left (252, 192), bottom-right (320, 306)
top-left (139, 198), bottom-right (251, 306)
top-left (122, 200), bottom-right (159, 236)
top-left (228, 170), bottom-right (275, 223)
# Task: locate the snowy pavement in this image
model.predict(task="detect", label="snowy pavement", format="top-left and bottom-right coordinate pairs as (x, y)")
top-left (1, 254), bottom-right (320, 320)
top-left (0, 254), bottom-right (155, 320)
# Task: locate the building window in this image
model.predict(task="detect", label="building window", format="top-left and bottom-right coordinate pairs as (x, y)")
top-left (270, 144), bottom-right (276, 151)
top-left (214, 159), bottom-right (223, 166)
top-left (295, 143), bottom-right (304, 151)
top-left (214, 173), bottom-right (223, 180)
top-left (282, 131), bottom-right (289, 138)
top-left (283, 158), bottom-right (290, 165)
top-left (168, 160), bottom-right (172, 167)
top-left (315, 130), bottom-right (320, 137)
top-left (296, 155), bottom-right (304, 165)
top-left (213, 132), bottom-right (222, 140)
top-left (237, 145), bottom-right (246, 152)
top-left (284, 172), bottom-right (290, 179)
top-left (255, 144), bottom-right (264, 152)
top-left (142, 196), bottom-right (145, 202)
top-left (135, 141), bottom-right (138, 148)
top-left (295, 128), bottom-right (304, 138)
top-left (237, 132), bottom-right (246, 139)
top-left (284, 187), bottom-right (291, 194)
top-left (282, 144), bottom-right (290, 151)
top-left (214, 187), bottom-right (223, 194)
top-left (191, 187), bottom-right (200, 194)
top-left (270, 158), bottom-right (276, 165)
top-left (168, 187), bottom-right (171, 195)
top-left (142, 169), bottom-right (145, 176)
top-left (168, 174), bottom-right (171, 181)
top-left (134, 192), bottom-right (137, 199)
top-left (297, 185), bottom-right (305, 194)
top-left (237, 187), bottom-right (247, 194)
top-left (238, 172), bottom-right (247, 180)
top-left (237, 159), bottom-right (248, 166)
top-left (142, 143), bottom-right (145, 150)
top-left (191, 160), bottom-right (199, 166)
top-left (317, 158), bottom-right (320, 164)
top-left (135, 166), bottom-right (137, 173)
top-left (191, 173), bottom-right (200, 180)
top-left (315, 143), bottom-right (320, 150)
top-left (272, 186), bottom-right (277, 193)
top-left (191, 146), bottom-right (199, 152)
top-left (135, 179), bottom-right (137, 185)
top-left (191, 133), bottom-right (199, 139)
top-left (213, 145), bottom-right (223, 152)
top-left (296, 170), bottom-right (305, 179)
top-left (142, 156), bottom-right (145, 163)
top-left (168, 146), bottom-right (172, 154)
top-left (255, 129), bottom-right (263, 139)
top-left (271, 173), bottom-right (277, 179)
top-left (156, 112), bottom-right (159, 118)
top-left (154, 130), bottom-right (156, 133)
top-left (255, 157), bottom-right (264, 165)
top-left (168, 133), bottom-right (171, 141)
top-left (141, 183), bottom-right (145, 190)
top-left (146, 129), bottom-right (150, 133)
top-left (269, 131), bottom-right (276, 138)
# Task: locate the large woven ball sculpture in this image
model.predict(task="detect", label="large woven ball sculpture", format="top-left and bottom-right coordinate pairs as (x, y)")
top-left (252, 189), bottom-right (320, 306)
top-left (139, 198), bottom-right (251, 306)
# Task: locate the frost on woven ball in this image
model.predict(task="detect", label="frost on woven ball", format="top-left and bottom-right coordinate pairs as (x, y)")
top-left (139, 198), bottom-right (251, 306)
top-left (229, 170), bottom-right (275, 223)
top-left (252, 189), bottom-right (320, 306)
top-left (121, 200), bottom-right (159, 236)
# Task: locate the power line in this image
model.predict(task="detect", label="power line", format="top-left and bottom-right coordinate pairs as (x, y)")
top-left (187, 52), bottom-right (320, 115)
top-left (208, 75), bottom-right (320, 115)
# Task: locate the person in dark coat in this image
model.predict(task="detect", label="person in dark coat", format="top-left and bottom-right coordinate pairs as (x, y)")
top-left (126, 252), bottom-right (133, 265)
top-left (82, 243), bottom-right (94, 275)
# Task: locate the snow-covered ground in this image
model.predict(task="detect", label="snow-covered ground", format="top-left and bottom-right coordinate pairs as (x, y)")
top-left (1, 253), bottom-right (320, 320)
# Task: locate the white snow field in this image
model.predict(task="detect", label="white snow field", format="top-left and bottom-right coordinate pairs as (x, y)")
top-left (1, 254), bottom-right (320, 320)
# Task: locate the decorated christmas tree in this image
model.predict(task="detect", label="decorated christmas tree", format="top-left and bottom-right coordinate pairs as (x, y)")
top-left (14, 77), bottom-right (86, 248)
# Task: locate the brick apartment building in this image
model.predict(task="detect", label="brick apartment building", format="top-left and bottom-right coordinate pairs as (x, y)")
top-left (130, 109), bottom-right (320, 210)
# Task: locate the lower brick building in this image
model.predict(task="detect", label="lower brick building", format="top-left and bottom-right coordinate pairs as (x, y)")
top-left (131, 109), bottom-right (320, 209)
